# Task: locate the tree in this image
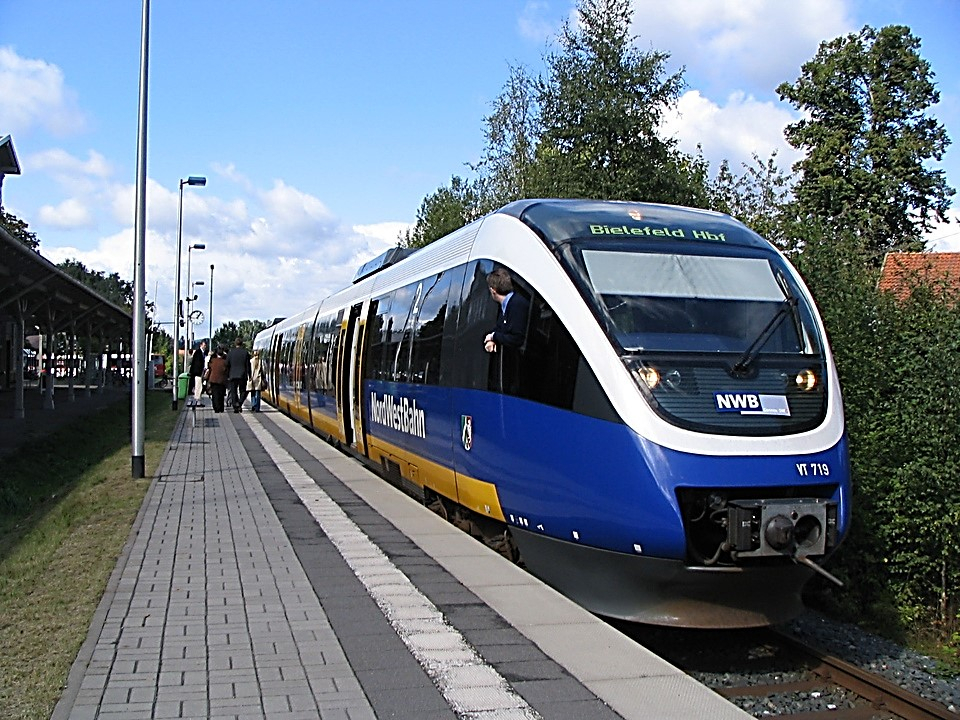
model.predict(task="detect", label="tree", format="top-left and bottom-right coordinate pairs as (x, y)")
top-left (478, 64), bottom-right (542, 206)
top-left (213, 321), bottom-right (239, 351)
top-left (535, 0), bottom-right (708, 205)
top-left (402, 176), bottom-right (486, 249)
top-left (777, 25), bottom-right (954, 262)
top-left (405, 0), bottom-right (713, 251)
top-left (708, 153), bottom-right (795, 251)
top-left (58, 258), bottom-right (133, 309)
top-left (0, 209), bottom-right (39, 250)
top-left (237, 319), bottom-right (269, 347)
top-left (212, 319), bottom-right (269, 351)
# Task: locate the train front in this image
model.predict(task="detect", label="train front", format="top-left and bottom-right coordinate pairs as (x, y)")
top-left (511, 201), bottom-right (850, 628)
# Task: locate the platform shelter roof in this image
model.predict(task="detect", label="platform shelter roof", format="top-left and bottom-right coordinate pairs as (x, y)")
top-left (0, 224), bottom-right (131, 341)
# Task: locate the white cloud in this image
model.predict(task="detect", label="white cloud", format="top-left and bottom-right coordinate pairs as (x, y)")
top-left (924, 209), bottom-right (960, 252)
top-left (353, 221), bottom-right (411, 247)
top-left (663, 89), bottom-right (803, 172)
top-left (518, 1), bottom-right (561, 43)
top-left (38, 197), bottom-right (93, 228)
top-left (28, 148), bottom-right (112, 192)
top-left (259, 179), bottom-right (336, 235)
top-left (0, 46), bottom-right (86, 136)
top-left (630, 0), bottom-right (853, 95)
top-left (37, 165), bottom-right (411, 329)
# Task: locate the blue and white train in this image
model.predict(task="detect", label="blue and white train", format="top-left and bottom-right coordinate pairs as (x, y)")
top-left (254, 199), bottom-right (850, 628)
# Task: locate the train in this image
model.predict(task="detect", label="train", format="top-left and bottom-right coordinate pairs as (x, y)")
top-left (254, 199), bottom-right (850, 628)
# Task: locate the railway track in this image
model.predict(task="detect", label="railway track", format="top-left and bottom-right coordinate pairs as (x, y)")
top-left (617, 623), bottom-right (957, 719)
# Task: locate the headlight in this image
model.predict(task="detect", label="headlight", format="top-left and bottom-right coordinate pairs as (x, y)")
top-left (636, 365), bottom-right (660, 389)
top-left (794, 369), bottom-right (818, 391)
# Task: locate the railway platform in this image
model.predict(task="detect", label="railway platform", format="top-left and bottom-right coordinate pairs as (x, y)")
top-left (53, 402), bottom-right (751, 719)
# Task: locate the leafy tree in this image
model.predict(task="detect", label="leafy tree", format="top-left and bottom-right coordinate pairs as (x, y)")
top-left (408, 0), bottom-right (714, 248)
top-left (794, 224), bottom-right (960, 637)
top-left (534, 0), bottom-right (708, 205)
top-left (58, 258), bottom-right (133, 309)
top-left (777, 25), bottom-right (954, 263)
top-left (478, 64), bottom-right (542, 206)
top-left (212, 321), bottom-right (239, 351)
top-left (402, 176), bottom-right (486, 249)
top-left (237, 319), bottom-right (269, 347)
top-left (211, 319), bottom-right (269, 351)
top-left (708, 153), bottom-right (795, 251)
top-left (0, 209), bottom-right (39, 250)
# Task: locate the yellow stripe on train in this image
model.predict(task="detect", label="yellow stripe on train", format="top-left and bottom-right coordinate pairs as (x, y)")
top-left (365, 433), bottom-right (505, 522)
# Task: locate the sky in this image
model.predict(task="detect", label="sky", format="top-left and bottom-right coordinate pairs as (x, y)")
top-left (2, 0), bottom-right (959, 335)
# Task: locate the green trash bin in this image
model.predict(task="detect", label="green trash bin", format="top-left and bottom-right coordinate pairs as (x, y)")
top-left (177, 372), bottom-right (190, 400)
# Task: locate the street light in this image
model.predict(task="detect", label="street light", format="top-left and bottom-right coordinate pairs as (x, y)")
top-left (171, 175), bottom-right (206, 410)
top-left (208, 264), bottom-right (214, 353)
top-left (186, 243), bottom-right (206, 354)
top-left (188, 279), bottom-right (205, 348)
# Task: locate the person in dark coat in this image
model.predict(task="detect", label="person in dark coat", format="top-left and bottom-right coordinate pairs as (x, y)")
top-left (225, 337), bottom-right (252, 413)
top-left (483, 268), bottom-right (530, 352)
top-left (187, 339), bottom-right (207, 407)
top-left (483, 268), bottom-right (530, 395)
top-left (206, 346), bottom-right (228, 413)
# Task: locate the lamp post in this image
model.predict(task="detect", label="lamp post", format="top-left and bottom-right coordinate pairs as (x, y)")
top-left (186, 243), bottom-right (206, 352)
top-left (171, 175), bottom-right (206, 410)
top-left (189, 280), bottom-right (205, 347)
top-left (208, 264), bottom-right (214, 351)
top-left (131, 0), bottom-right (150, 477)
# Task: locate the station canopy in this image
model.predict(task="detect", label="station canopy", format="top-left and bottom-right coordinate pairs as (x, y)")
top-left (0, 224), bottom-right (131, 342)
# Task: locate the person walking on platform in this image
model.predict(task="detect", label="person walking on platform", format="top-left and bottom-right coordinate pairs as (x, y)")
top-left (226, 337), bottom-right (252, 413)
top-left (206, 345), bottom-right (228, 413)
top-left (247, 349), bottom-right (265, 412)
top-left (188, 339), bottom-right (207, 407)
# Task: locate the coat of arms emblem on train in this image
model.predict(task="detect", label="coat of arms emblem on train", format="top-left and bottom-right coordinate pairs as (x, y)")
top-left (461, 415), bottom-right (473, 451)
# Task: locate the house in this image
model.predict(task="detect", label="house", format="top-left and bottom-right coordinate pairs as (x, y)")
top-left (877, 252), bottom-right (960, 301)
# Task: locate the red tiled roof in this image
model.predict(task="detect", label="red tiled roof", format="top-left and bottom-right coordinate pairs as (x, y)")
top-left (877, 252), bottom-right (960, 300)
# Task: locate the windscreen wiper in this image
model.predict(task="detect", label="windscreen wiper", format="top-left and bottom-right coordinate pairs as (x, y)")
top-left (732, 296), bottom-right (798, 374)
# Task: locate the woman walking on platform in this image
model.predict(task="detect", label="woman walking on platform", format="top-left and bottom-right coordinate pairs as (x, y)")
top-left (206, 346), bottom-right (228, 413)
top-left (247, 349), bottom-right (265, 412)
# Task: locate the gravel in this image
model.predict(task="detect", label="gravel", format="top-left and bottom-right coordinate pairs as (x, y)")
top-left (780, 610), bottom-right (960, 714)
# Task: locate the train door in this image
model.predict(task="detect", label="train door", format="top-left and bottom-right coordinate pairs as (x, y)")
top-left (291, 324), bottom-right (308, 417)
top-left (270, 331), bottom-right (282, 401)
top-left (336, 303), bottom-right (364, 449)
top-left (350, 303), bottom-right (369, 456)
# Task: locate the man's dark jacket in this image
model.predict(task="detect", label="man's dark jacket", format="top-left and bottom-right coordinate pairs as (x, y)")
top-left (491, 293), bottom-right (530, 349)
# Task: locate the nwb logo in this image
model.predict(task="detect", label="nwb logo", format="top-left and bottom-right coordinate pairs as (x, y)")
top-left (714, 392), bottom-right (791, 416)
top-left (715, 392), bottom-right (761, 411)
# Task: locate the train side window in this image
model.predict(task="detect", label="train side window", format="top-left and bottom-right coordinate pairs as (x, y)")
top-left (516, 295), bottom-right (575, 408)
top-left (409, 272), bottom-right (453, 385)
top-left (365, 293), bottom-right (392, 381)
top-left (451, 259), bottom-right (499, 390)
top-left (438, 262), bottom-right (468, 387)
top-left (518, 291), bottom-right (618, 420)
top-left (280, 328), bottom-right (296, 392)
top-left (450, 259), bottom-right (617, 420)
top-left (329, 308), bottom-right (345, 391)
top-left (310, 313), bottom-right (336, 403)
top-left (321, 315), bottom-right (338, 401)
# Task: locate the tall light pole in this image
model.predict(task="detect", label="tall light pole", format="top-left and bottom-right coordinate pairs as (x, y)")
top-left (185, 243), bottom-right (205, 354)
top-left (208, 264), bottom-right (214, 351)
top-left (171, 175), bottom-right (205, 410)
top-left (189, 279), bottom-right (204, 347)
top-left (131, 0), bottom-right (150, 477)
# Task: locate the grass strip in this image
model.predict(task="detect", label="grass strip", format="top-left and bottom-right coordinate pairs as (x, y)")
top-left (0, 391), bottom-right (179, 720)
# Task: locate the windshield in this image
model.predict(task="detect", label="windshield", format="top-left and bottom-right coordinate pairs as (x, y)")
top-left (580, 249), bottom-right (820, 357)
